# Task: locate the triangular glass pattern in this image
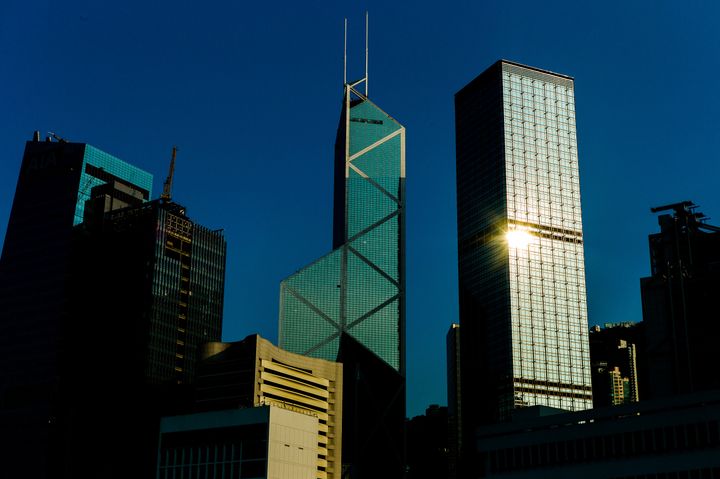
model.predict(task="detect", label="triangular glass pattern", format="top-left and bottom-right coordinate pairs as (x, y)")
top-left (347, 298), bottom-right (400, 371)
top-left (350, 218), bottom-right (399, 280)
top-left (349, 101), bottom-right (402, 156)
top-left (347, 167), bottom-right (398, 239)
top-left (351, 135), bottom-right (402, 198)
top-left (284, 248), bottom-right (342, 321)
top-left (345, 250), bottom-right (397, 324)
top-left (279, 286), bottom-right (339, 362)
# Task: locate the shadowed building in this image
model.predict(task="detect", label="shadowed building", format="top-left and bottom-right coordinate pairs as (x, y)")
top-left (62, 187), bottom-right (226, 479)
top-left (277, 61), bottom-right (406, 477)
top-left (406, 405), bottom-right (450, 479)
top-left (0, 134), bottom-right (152, 478)
top-left (193, 334), bottom-right (343, 479)
top-left (589, 323), bottom-right (641, 408)
top-left (454, 61), bottom-right (593, 457)
top-left (447, 323), bottom-right (462, 479)
top-left (640, 201), bottom-right (720, 399)
top-left (78, 196), bottom-right (226, 386)
top-left (158, 405), bottom-right (319, 479)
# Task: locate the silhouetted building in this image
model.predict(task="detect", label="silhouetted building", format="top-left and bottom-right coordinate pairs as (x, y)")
top-left (641, 201), bottom-right (720, 400)
top-left (277, 64), bottom-right (406, 477)
top-left (0, 134), bottom-right (153, 478)
top-left (158, 405), bottom-right (319, 479)
top-left (589, 323), bottom-right (641, 408)
top-left (472, 391), bottom-right (720, 478)
top-left (447, 323), bottom-right (462, 479)
top-left (78, 196), bottom-right (226, 385)
top-left (194, 334), bottom-right (343, 479)
top-left (406, 405), bottom-right (450, 479)
top-left (455, 59), bottom-right (593, 447)
top-left (62, 192), bottom-right (226, 478)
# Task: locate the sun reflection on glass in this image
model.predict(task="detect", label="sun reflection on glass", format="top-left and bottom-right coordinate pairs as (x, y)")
top-left (505, 229), bottom-right (535, 249)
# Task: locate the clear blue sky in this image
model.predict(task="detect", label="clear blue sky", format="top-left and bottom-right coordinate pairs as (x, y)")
top-left (2, 0), bottom-right (720, 417)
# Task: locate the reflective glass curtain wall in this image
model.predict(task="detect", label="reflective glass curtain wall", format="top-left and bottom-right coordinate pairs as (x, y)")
top-left (456, 61), bottom-right (592, 424)
top-left (279, 82), bottom-right (406, 375)
top-left (75, 145), bottom-right (153, 224)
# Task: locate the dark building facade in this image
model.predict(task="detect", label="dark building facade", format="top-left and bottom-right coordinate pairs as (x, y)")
top-left (0, 135), bottom-right (153, 478)
top-left (472, 391), bottom-right (720, 478)
top-left (61, 195), bottom-right (226, 478)
top-left (447, 323), bottom-right (462, 479)
top-left (406, 405), bottom-right (450, 479)
top-left (277, 70), bottom-right (406, 477)
top-left (78, 197), bottom-right (226, 385)
top-left (455, 60), bottom-right (592, 431)
top-left (640, 201), bottom-right (720, 400)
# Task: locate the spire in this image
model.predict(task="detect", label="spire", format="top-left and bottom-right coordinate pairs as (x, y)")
top-left (343, 12), bottom-right (370, 96)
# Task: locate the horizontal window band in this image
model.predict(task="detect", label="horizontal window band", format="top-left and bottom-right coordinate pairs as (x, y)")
top-left (509, 219), bottom-right (582, 240)
top-left (514, 385), bottom-right (592, 401)
top-left (514, 376), bottom-right (592, 392)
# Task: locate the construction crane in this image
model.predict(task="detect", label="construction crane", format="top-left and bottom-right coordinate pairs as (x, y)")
top-left (161, 146), bottom-right (177, 202)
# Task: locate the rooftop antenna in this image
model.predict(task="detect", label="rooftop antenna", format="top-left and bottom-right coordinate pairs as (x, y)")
top-left (365, 11), bottom-right (369, 96)
top-left (161, 146), bottom-right (177, 202)
top-left (48, 131), bottom-right (68, 143)
top-left (343, 18), bottom-right (347, 86)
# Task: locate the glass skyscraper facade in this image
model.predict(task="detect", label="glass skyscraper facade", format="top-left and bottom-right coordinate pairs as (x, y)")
top-left (278, 82), bottom-right (405, 375)
top-left (74, 144), bottom-right (153, 224)
top-left (455, 60), bottom-right (592, 425)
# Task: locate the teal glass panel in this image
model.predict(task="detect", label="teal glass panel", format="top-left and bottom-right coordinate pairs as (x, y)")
top-left (346, 169), bottom-right (397, 238)
top-left (350, 218), bottom-right (399, 279)
top-left (348, 298), bottom-right (400, 370)
top-left (279, 282), bottom-right (339, 362)
top-left (74, 145), bottom-right (153, 225)
top-left (284, 248), bottom-right (342, 319)
top-left (351, 135), bottom-right (402, 197)
top-left (345, 249), bottom-right (397, 322)
top-left (348, 102), bottom-right (402, 156)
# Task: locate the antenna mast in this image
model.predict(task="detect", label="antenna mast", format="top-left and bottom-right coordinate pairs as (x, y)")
top-left (343, 18), bottom-right (348, 86)
top-left (365, 11), bottom-right (369, 96)
top-left (161, 146), bottom-right (177, 202)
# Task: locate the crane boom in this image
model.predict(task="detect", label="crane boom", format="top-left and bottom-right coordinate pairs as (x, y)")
top-left (161, 146), bottom-right (177, 201)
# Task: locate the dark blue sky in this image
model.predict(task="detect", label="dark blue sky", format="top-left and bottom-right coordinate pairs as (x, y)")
top-left (2, 0), bottom-right (719, 417)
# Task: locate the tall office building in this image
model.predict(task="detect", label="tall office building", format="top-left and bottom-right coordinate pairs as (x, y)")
top-left (64, 171), bottom-right (226, 479)
top-left (278, 61), bottom-right (406, 477)
top-left (640, 201), bottom-right (720, 399)
top-left (278, 84), bottom-right (405, 374)
top-left (77, 195), bottom-right (226, 385)
top-left (455, 60), bottom-right (593, 429)
top-left (0, 135), bottom-right (153, 479)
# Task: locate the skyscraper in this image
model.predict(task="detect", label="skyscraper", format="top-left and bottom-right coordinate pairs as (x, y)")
top-left (0, 134), bottom-right (153, 478)
top-left (78, 195), bottom-right (226, 385)
top-left (278, 40), bottom-right (406, 477)
top-left (455, 60), bottom-right (593, 429)
top-left (640, 201), bottom-right (720, 399)
top-left (278, 82), bottom-right (405, 374)
top-left (64, 171), bottom-right (226, 479)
